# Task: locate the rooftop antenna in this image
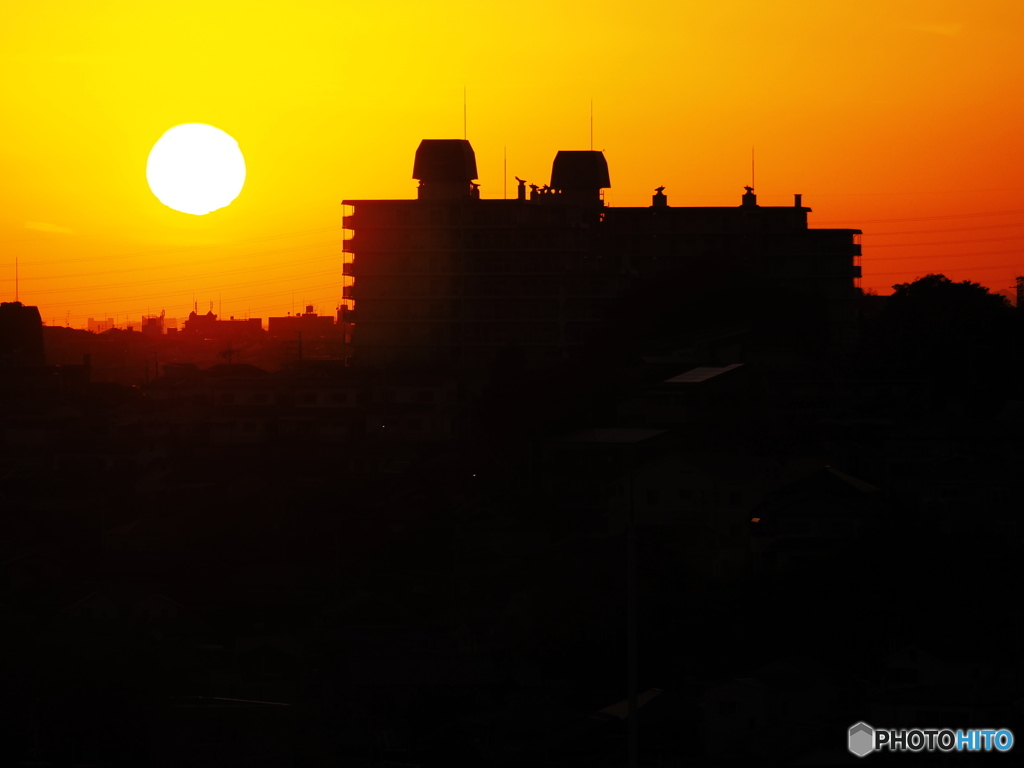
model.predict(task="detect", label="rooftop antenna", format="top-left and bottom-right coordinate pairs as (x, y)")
top-left (751, 146), bottom-right (756, 190)
top-left (590, 99), bottom-right (594, 151)
top-left (15, 256), bottom-right (18, 302)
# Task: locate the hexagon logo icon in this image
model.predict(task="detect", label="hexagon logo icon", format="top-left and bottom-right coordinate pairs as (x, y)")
top-left (849, 722), bottom-right (875, 757)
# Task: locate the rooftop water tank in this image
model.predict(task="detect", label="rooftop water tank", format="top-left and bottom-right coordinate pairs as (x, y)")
top-left (413, 139), bottom-right (478, 183)
top-left (550, 150), bottom-right (610, 193)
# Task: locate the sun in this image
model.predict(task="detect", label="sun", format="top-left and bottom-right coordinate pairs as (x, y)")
top-left (146, 124), bottom-right (246, 215)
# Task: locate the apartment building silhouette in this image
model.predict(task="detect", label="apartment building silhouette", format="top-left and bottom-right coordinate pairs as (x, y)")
top-left (341, 139), bottom-right (861, 367)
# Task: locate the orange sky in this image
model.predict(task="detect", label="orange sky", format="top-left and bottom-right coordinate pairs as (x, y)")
top-left (3, 0), bottom-right (1024, 327)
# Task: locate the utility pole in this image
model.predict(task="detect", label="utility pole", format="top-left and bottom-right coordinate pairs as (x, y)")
top-left (628, 446), bottom-right (638, 768)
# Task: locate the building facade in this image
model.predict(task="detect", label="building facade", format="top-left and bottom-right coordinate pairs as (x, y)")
top-left (0, 300), bottom-right (45, 367)
top-left (341, 140), bottom-right (861, 367)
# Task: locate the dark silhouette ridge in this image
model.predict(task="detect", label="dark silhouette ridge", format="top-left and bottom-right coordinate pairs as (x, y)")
top-left (10, 144), bottom-right (1024, 765)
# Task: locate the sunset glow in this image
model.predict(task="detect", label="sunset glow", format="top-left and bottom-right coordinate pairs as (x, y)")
top-left (146, 124), bottom-right (246, 215)
top-left (3, 1), bottom-right (1024, 325)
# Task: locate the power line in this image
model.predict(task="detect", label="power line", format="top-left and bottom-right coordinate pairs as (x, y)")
top-left (867, 262), bottom-right (1024, 276)
top-left (816, 208), bottom-right (1024, 225)
top-left (864, 247), bottom-right (1024, 262)
top-left (867, 235), bottom-right (1024, 249)
top-left (11, 253), bottom-right (338, 297)
top-left (4, 241), bottom-right (338, 285)
top-left (62, 289), bottom-right (342, 324)
top-left (61, 288), bottom-right (339, 324)
top-left (863, 222), bottom-right (1024, 236)
top-left (31, 266), bottom-right (339, 309)
top-left (11, 225), bottom-right (339, 268)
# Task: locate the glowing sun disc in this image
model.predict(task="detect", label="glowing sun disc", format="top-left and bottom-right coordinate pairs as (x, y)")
top-left (146, 123), bottom-right (246, 215)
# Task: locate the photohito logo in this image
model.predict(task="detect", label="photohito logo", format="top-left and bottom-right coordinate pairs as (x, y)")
top-left (849, 722), bottom-right (1014, 756)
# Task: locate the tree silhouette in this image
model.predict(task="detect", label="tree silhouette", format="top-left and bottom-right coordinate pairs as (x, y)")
top-left (886, 273), bottom-right (1011, 336)
top-left (870, 273), bottom-right (1015, 402)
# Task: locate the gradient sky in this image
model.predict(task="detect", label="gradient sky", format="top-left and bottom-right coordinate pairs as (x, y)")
top-left (3, 0), bottom-right (1024, 327)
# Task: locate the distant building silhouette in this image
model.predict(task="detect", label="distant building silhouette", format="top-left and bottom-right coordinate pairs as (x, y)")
top-left (267, 305), bottom-right (343, 341)
top-left (182, 309), bottom-right (262, 342)
top-left (87, 317), bottom-right (116, 333)
top-left (142, 310), bottom-right (166, 337)
top-left (0, 300), bottom-right (45, 367)
top-left (341, 139), bottom-right (862, 366)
